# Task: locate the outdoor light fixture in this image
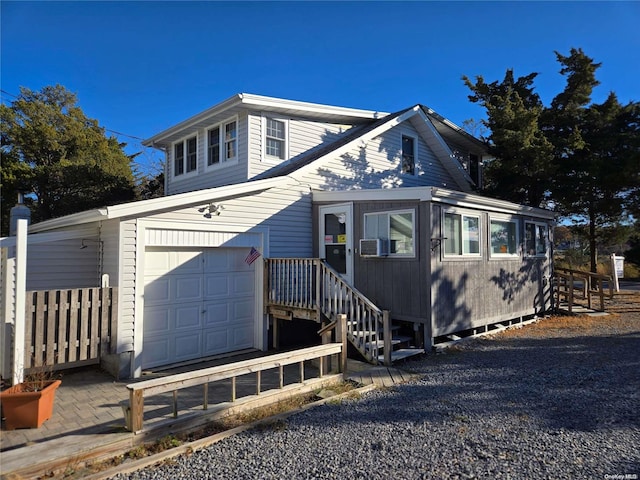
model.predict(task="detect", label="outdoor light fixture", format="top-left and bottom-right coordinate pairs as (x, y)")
top-left (198, 202), bottom-right (224, 218)
top-left (430, 237), bottom-right (447, 252)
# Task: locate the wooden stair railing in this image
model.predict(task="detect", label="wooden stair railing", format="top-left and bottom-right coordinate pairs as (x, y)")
top-left (265, 258), bottom-right (392, 365)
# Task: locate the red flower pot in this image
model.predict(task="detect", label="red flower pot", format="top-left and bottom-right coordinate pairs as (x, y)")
top-left (0, 379), bottom-right (62, 430)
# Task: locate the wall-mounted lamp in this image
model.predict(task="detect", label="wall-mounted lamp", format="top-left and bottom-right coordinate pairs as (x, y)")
top-left (430, 237), bottom-right (447, 252)
top-left (198, 202), bottom-right (224, 218)
top-left (80, 238), bottom-right (103, 249)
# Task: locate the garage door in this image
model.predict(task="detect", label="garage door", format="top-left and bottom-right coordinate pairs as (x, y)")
top-left (142, 247), bottom-right (256, 369)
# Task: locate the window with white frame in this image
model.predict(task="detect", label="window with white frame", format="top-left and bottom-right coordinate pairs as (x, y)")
top-left (173, 135), bottom-right (198, 177)
top-left (443, 211), bottom-right (481, 256)
top-left (401, 135), bottom-right (416, 174)
top-left (525, 222), bottom-right (548, 256)
top-left (490, 217), bottom-right (519, 256)
top-left (364, 210), bottom-right (415, 256)
top-left (264, 117), bottom-right (287, 160)
top-left (207, 119), bottom-right (237, 167)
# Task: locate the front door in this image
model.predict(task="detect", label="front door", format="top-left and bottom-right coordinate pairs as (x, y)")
top-left (319, 204), bottom-right (353, 285)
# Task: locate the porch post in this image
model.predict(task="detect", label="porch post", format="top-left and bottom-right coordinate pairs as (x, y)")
top-left (383, 310), bottom-right (392, 366)
top-left (12, 219), bottom-right (28, 385)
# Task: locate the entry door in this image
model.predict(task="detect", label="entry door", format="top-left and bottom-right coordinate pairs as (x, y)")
top-left (319, 204), bottom-right (353, 285)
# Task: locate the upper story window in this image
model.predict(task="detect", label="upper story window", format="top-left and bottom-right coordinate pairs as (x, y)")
top-left (443, 210), bottom-right (481, 257)
top-left (364, 210), bottom-right (415, 256)
top-left (173, 135), bottom-right (198, 177)
top-left (263, 116), bottom-right (288, 161)
top-left (490, 217), bottom-right (519, 257)
top-left (401, 135), bottom-right (416, 175)
top-left (525, 222), bottom-right (548, 257)
top-left (207, 118), bottom-right (237, 168)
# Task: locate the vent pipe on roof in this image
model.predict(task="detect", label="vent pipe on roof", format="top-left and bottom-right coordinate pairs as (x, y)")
top-left (10, 192), bottom-right (31, 236)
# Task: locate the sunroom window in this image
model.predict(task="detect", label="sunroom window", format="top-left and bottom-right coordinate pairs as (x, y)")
top-left (364, 210), bottom-right (415, 256)
top-left (443, 211), bottom-right (480, 256)
top-left (490, 218), bottom-right (519, 256)
top-left (525, 222), bottom-right (548, 257)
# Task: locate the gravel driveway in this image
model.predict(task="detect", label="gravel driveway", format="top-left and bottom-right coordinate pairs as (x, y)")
top-left (114, 300), bottom-right (640, 480)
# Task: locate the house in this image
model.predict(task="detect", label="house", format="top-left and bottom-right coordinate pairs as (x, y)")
top-left (0, 94), bottom-right (554, 381)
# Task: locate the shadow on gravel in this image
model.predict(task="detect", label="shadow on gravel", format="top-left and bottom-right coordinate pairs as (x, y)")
top-left (312, 332), bottom-right (640, 434)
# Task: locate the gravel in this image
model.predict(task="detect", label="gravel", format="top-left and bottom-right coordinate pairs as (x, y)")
top-left (112, 309), bottom-right (640, 480)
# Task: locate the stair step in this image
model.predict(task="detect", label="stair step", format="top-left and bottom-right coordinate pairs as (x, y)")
top-left (364, 335), bottom-right (413, 350)
top-left (377, 348), bottom-right (424, 363)
top-left (347, 321), bottom-right (401, 333)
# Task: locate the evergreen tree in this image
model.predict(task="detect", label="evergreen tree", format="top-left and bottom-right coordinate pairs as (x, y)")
top-left (463, 70), bottom-right (554, 207)
top-left (1, 85), bottom-right (135, 233)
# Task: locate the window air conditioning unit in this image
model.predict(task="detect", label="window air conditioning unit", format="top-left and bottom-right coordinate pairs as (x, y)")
top-left (359, 238), bottom-right (389, 257)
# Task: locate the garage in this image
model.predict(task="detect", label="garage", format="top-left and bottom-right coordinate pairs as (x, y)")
top-left (142, 247), bottom-right (256, 369)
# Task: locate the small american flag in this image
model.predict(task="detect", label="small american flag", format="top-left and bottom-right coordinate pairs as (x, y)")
top-left (244, 247), bottom-right (261, 265)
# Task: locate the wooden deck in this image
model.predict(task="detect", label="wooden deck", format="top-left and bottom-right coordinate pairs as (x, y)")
top-left (346, 360), bottom-right (420, 387)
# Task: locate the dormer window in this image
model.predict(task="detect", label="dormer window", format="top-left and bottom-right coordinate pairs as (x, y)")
top-left (401, 135), bottom-right (416, 175)
top-left (173, 135), bottom-right (198, 177)
top-left (207, 118), bottom-right (237, 168)
top-left (263, 116), bottom-right (288, 161)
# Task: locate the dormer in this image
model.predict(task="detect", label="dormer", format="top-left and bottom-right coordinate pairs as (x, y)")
top-left (143, 94), bottom-right (385, 196)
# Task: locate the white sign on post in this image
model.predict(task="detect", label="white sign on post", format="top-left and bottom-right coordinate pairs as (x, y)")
top-left (611, 254), bottom-right (624, 292)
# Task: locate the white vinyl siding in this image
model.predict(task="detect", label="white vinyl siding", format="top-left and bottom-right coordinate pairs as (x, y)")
top-left (25, 226), bottom-right (101, 290)
top-left (293, 122), bottom-right (458, 191)
top-left (166, 113), bottom-right (249, 195)
top-left (248, 112), bottom-right (356, 178)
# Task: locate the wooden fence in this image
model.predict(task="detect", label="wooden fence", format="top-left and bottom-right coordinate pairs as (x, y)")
top-left (24, 287), bottom-right (118, 371)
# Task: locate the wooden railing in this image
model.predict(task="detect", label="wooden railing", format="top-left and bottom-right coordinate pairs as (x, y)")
top-left (553, 268), bottom-right (612, 313)
top-left (265, 258), bottom-right (390, 365)
top-left (24, 287), bottom-right (118, 371)
top-left (125, 343), bottom-right (344, 433)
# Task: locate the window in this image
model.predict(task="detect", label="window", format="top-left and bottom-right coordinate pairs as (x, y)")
top-left (525, 222), bottom-right (548, 257)
top-left (490, 218), bottom-right (519, 256)
top-left (173, 135), bottom-right (197, 177)
top-left (207, 127), bottom-right (220, 166)
top-left (225, 121), bottom-right (237, 161)
top-left (265, 118), bottom-right (286, 159)
top-left (443, 211), bottom-right (480, 256)
top-left (207, 119), bottom-right (237, 168)
top-left (262, 116), bottom-right (288, 161)
top-left (401, 135), bottom-right (415, 174)
top-left (364, 210), bottom-right (415, 256)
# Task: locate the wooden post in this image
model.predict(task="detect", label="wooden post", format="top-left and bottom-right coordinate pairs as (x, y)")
top-left (12, 219), bottom-right (27, 385)
top-left (320, 320), bottom-right (330, 374)
top-left (271, 315), bottom-right (279, 350)
top-left (337, 313), bottom-right (347, 374)
top-left (231, 376), bottom-right (236, 402)
top-left (315, 259), bottom-right (321, 319)
top-left (130, 389), bottom-right (144, 433)
top-left (383, 310), bottom-right (392, 366)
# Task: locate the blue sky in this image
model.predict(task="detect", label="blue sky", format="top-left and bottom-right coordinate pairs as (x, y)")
top-left (2, 1), bottom-right (639, 172)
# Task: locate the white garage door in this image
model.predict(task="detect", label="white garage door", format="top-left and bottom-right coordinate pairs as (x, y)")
top-left (142, 247), bottom-right (256, 369)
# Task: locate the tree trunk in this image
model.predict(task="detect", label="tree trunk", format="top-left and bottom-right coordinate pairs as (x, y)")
top-left (589, 205), bottom-right (597, 274)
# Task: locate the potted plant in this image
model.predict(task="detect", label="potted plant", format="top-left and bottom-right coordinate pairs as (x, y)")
top-left (0, 365), bottom-right (62, 430)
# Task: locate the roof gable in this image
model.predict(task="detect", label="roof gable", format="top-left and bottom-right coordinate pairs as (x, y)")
top-left (256, 105), bottom-right (478, 192)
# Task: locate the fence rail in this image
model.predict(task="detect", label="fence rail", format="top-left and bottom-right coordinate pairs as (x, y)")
top-left (553, 268), bottom-right (612, 313)
top-left (24, 287), bottom-right (118, 371)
